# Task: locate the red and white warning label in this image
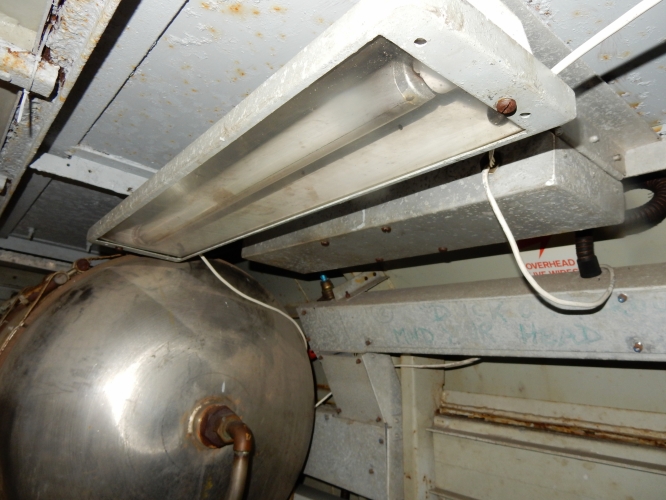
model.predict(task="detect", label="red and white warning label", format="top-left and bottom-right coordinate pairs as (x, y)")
top-left (518, 236), bottom-right (578, 276)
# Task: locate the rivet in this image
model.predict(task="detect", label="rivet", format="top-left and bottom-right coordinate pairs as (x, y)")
top-left (438, 247), bottom-right (448, 253)
top-left (336, 408), bottom-right (342, 414)
top-left (320, 240), bottom-right (330, 247)
top-left (356, 358), bottom-right (362, 364)
top-left (369, 469), bottom-right (375, 474)
top-left (617, 293), bottom-right (628, 303)
top-left (496, 97), bottom-right (517, 116)
top-left (301, 310), bottom-right (307, 315)
top-left (381, 226), bottom-right (392, 233)
top-left (375, 258), bottom-right (384, 263)
top-left (376, 416), bottom-right (382, 422)
top-left (633, 341), bottom-right (643, 353)
top-left (379, 438), bottom-right (384, 444)
top-left (365, 339), bottom-right (372, 346)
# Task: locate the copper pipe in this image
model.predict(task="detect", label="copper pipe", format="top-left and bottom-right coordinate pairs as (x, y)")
top-left (197, 405), bottom-right (253, 500)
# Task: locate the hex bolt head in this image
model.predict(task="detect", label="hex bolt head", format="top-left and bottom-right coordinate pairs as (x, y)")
top-left (633, 341), bottom-right (643, 353)
top-left (496, 98), bottom-right (517, 116)
top-left (381, 226), bottom-right (392, 233)
top-left (618, 293), bottom-right (628, 303)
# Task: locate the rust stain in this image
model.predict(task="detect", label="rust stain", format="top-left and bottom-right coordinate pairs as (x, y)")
top-left (271, 5), bottom-right (286, 13)
top-left (653, 125), bottom-right (662, 133)
top-left (228, 3), bottom-right (243, 14)
top-left (236, 68), bottom-right (246, 77)
top-left (439, 406), bottom-right (666, 448)
top-left (619, 50), bottom-right (631, 58)
top-left (255, 32), bottom-right (263, 38)
top-left (315, 16), bottom-right (324, 24)
top-left (191, 88), bottom-right (198, 92)
top-left (600, 54), bottom-right (611, 61)
top-left (201, 1), bottom-right (211, 9)
top-left (252, 8), bottom-right (260, 15)
top-left (629, 102), bottom-right (641, 109)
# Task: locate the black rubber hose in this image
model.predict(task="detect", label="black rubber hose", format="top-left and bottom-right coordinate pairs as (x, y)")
top-left (575, 229), bottom-right (602, 279)
top-left (624, 177), bottom-right (666, 226)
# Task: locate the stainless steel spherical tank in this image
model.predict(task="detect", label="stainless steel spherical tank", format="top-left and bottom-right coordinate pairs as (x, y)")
top-left (0, 256), bottom-right (314, 499)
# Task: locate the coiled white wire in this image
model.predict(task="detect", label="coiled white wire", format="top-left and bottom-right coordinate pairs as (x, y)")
top-left (482, 167), bottom-right (615, 311)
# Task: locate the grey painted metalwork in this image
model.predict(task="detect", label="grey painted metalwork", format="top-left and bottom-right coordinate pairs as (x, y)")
top-left (333, 272), bottom-right (389, 301)
top-left (0, 256), bottom-right (313, 499)
top-left (300, 263), bottom-right (666, 361)
top-left (243, 133), bottom-right (624, 274)
top-left (625, 140), bottom-right (666, 177)
top-left (0, 249), bottom-right (69, 272)
top-left (293, 485), bottom-right (341, 500)
top-left (0, 0), bottom-right (123, 216)
top-left (0, 171), bottom-right (50, 238)
top-left (47, 0), bottom-right (189, 158)
top-left (0, 236), bottom-right (96, 262)
top-left (312, 353), bottom-right (403, 500)
top-left (305, 408), bottom-right (389, 500)
top-left (31, 153), bottom-right (149, 196)
top-left (503, 0), bottom-right (659, 178)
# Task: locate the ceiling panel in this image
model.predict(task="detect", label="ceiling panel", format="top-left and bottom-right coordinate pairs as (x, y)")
top-left (81, 0), bottom-right (359, 169)
top-left (526, 0), bottom-right (666, 136)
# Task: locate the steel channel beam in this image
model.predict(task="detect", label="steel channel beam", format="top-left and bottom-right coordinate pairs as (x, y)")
top-left (301, 263), bottom-right (666, 361)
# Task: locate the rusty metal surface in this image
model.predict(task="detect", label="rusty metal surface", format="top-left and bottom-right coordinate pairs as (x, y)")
top-left (438, 405), bottom-right (666, 449)
top-left (0, 256), bottom-right (314, 499)
top-left (0, 0), bottom-right (123, 218)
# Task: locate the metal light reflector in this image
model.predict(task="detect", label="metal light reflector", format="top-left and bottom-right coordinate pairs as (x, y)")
top-left (89, 0), bottom-right (576, 261)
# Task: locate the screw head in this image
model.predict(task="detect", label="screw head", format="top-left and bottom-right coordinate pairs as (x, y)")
top-left (496, 98), bottom-right (517, 116)
top-left (618, 293), bottom-right (628, 303)
top-left (320, 240), bottom-right (330, 247)
top-left (633, 341), bottom-right (643, 353)
top-left (381, 226), bottom-right (392, 233)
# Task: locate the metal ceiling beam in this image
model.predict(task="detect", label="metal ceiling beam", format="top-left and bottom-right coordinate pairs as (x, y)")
top-left (0, 249), bottom-right (69, 272)
top-left (300, 263), bottom-right (666, 362)
top-left (0, 236), bottom-right (97, 263)
top-left (0, 41), bottom-right (59, 97)
top-left (0, 0), bottom-right (123, 218)
top-left (31, 153), bottom-right (150, 195)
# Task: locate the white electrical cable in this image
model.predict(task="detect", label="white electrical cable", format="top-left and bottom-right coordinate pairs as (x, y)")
top-left (395, 357), bottom-right (481, 369)
top-left (482, 167), bottom-right (615, 311)
top-left (315, 392), bottom-right (333, 408)
top-left (551, 0), bottom-right (664, 74)
top-left (200, 255), bottom-right (309, 349)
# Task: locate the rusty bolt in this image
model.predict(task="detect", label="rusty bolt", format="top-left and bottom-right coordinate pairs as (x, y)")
top-left (336, 408), bottom-right (342, 414)
top-left (365, 339), bottom-right (372, 346)
top-left (496, 98), bottom-right (517, 116)
top-left (74, 259), bottom-right (91, 272)
top-left (376, 416), bottom-right (382, 422)
top-left (356, 358), bottom-right (362, 364)
top-left (633, 341), bottom-right (643, 353)
top-left (318, 355), bottom-right (323, 360)
top-left (320, 240), bottom-right (330, 247)
top-left (375, 258), bottom-right (384, 263)
top-left (381, 226), bottom-right (392, 233)
top-left (379, 438), bottom-right (384, 444)
top-left (301, 310), bottom-right (307, 315)
top-left (438, 247), bottom-right (448, 253)
top-left (345, 291), bottom-right (351, 299)
top-left (617, 293), bottom-right (628, 304)
top-left (369, 469), bottom-right (375, 475)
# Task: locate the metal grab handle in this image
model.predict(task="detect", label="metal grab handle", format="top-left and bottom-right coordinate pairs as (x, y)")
top-left (197, 405), bottom-right (253, 500)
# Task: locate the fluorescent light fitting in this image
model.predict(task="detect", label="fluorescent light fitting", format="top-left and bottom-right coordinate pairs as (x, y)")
top-left (88, 0), bottom-right (576, 262)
